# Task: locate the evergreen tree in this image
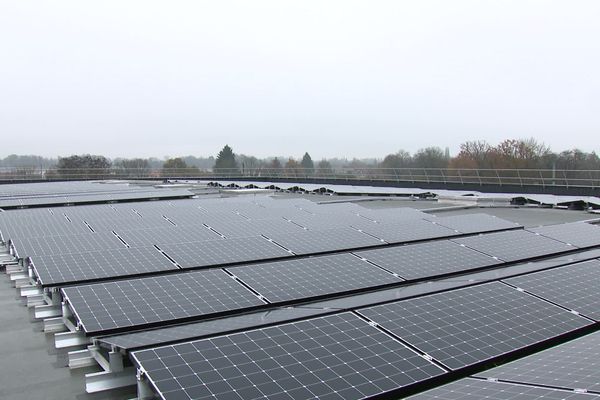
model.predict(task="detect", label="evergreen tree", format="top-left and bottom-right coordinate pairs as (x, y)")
top-left (214, 145), bottom-right (240, 174)
top-left (300, 152), bottom-right (314, 175)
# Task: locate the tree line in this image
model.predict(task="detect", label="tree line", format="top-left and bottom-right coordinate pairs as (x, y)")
top-left (1, 139), bottom-right (599, 180)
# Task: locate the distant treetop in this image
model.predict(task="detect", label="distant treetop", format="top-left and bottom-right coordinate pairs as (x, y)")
top-left (214, 144), bottom-right (240, 173)
top-left (163, 157), bottom-right (188, 170)
top-left (300, 152), bottom-right (314, 174)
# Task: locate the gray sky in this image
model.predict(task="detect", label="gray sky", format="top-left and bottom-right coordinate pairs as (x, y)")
top-left (1, 1), bottom-right (599, 160)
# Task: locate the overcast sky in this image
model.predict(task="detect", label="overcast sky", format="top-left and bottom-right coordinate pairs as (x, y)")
top-left (1, 1), bottom-right (599, 160)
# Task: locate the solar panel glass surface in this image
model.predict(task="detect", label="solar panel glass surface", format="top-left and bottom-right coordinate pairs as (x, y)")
top-left (132, 313), bottom-right (445, 400)
top-left (407, 378), bottom-right (595, 400)
top-left (452, 230), bottom-right (573, 262)
top-left (160, 236), bottom-right (292, 268)
top-left (358, 282), bottom-right (592, 370)
top-left (228, 253), bottom-right (401, 303)
top-left (62, 269), bottom-right (266, 333)
top-left (475, 331), bottom-right (600, 393)
top-left (503, 260), bottom-right (600, 321)
top-left (355, 240), bottom-right (502, 280)
top-left (31, 246), bottom-right (178, 285)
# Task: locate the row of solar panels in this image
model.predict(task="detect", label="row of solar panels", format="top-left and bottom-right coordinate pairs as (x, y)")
top-left (98, 244), bottom-right (600, 351)
top-left (0, 188), bottom-right (193, 208)
top-left (4, 188), bottom-right (598, 400)
top-left (128, 257), bottom-right (600, 400)
top-left (1, 195), bottom-right (502, 240)
top-left (0, 181), bottom-right (154, 197)
top-left (1, 197), bottom-right (528, 286)
top-left (28, 220), bottom-right (600, 287)
top-left (11, 212), bottom-right (517, 256)
top-left (0, 197), bottom-right (399, 239)
top-left (60, 222), bottom-right (600, 336)
top-left (413, 329), bottom-right (600, 399)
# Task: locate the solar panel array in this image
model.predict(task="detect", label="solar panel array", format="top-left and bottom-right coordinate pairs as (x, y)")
top-left (354, 240), bottom-right (502, 280)
top-left (228, 254), bottom-right (402, 303)
top-left (100, 307), bottom-right (330, 350)
top-left (85, 215), bottom-right (172, 232)
top-left (425, 213), bottom-right (522, 234)
top-left (266, 227), bottom-right (384, 254)
top-left (2, 197), bottom-right (524, 286)
top-left (475, 331), bottom-right (600, 394)
top-left (0, 181), bottom-right (194, 208)
top-left (354, 207), bottom-right (430, 223)
top-left (69, 224), bottom-right (587, 336)
top-left (62, 269), bottom-right (266, 333)
top-left (0, 181), bottom-right (169, 198)
top-left (115, 225), bottom-right (222, 247)
top-left (159, 236), bottom-right (292, 268)
top-left (31, 246), bottom-right (178, 286)
top-left (452, 230), bottom-right (574, 261)
top-left (131, 313), bottom-right (446, 400)
top-left (503, 259), bottom-right (600, 321)
top-left (5, 187), bottom-right (600, 399)
top-left (358, 282), bottom-right (592, 370)
top-left (408, 378), bottom-right (595, 400)
top-left (354, 219), bottom-right (460, 244)
top-left (12, 231), bottom-right (125, 256)
top-left (128, 276), bottom-right (597, 400)
top-left (527, 222), bottom-right (600, 248)
top-left (38, 203), bottom-right (596, 337)
top-left (190, 218), bottom-right (304, 239)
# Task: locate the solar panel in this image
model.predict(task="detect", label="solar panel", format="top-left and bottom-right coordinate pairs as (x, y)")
top-left (131, 313), bottom-right (445, 400)
top-left (285, 213), bottom-right (366, 230)
top-left (358, 282), bottom-right (592, 370)
top-left (0, 208), bottom-right (64, 226)
top-left (62, 269), bottom-right (266, 333)
top-left (354, 219), bottom-right (459, 244)
top-left (0, 188), bottom-right (192, 208)
top-left (503, 260), bottom-right (600, 321)
top-left (99, 307), bottom-right (329, 350)
top-left (11, 231), bottom-right (126, 257)
top-left (452, 230), bottom-right (574, 262)
top-left (0, 218), bottom-right (91, 239)
top-left (63, 203), bottom-right (129, 219)
top-left (425, 213), bottom-right (521, 234)
top-left (266, 227), bottom-right (383, 254)
top-left (85, 216), bottom-right (173, 232)
top-left (228, 253), bottom-right (402, 303)
top-left (475, 331), bottom-right (600, 394)
top-left (246, 218), bottom-right (309, 237)
top-left (228, 205), bottom-right (287, 220)
top-left (407, 378), bottom-right (595, 400)
top-left (0, 181), bottom-right (139, 197)
top-left (30, 246), bottom-right (178, 286)
top-left (527, 222), bottom-right (600, 248)
top-left (0, 198), bottom-right (29, 208)
top-left (115, 225), bottom-right (222, 247)
top-left (105, 189), bottom-right (192, 201)
top-left (355, 240), bottom-right (502, 280)
top-left (11, 196), bottom-right (70, 207)
top-left (201, 218), bottom-right (305, 238)
top-left (355, 207), bottom-right (428, 223)
top-left (160, 236), bottom-right (292, 269)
